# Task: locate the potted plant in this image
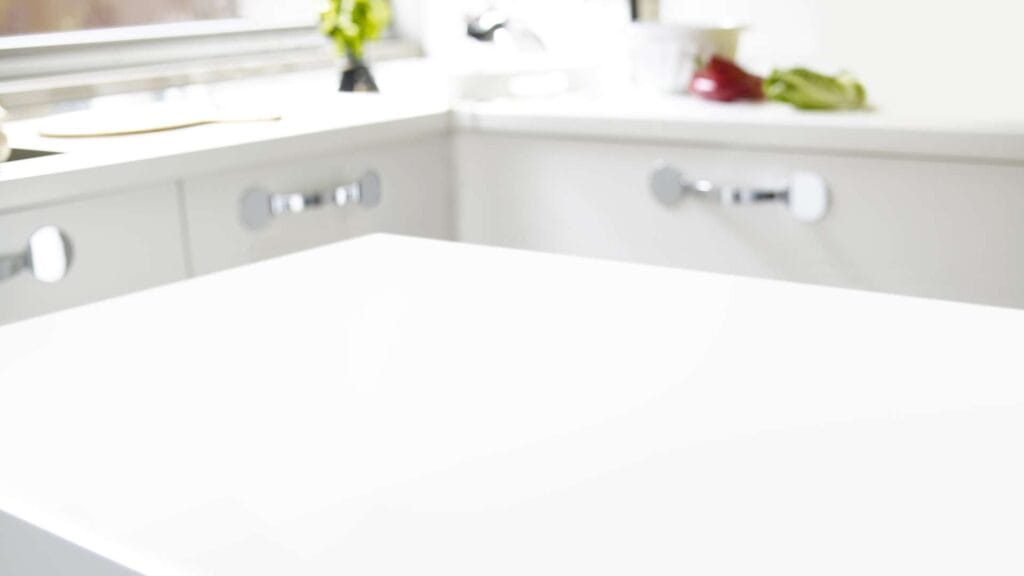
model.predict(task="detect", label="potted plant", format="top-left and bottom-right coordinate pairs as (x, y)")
top-left (320, 0), bottom-right (392, 92)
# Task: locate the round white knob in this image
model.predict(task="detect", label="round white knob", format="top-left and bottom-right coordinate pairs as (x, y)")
top-left (28, 226), bottom-right (73, 283)
top-left (2, 226), bottom-right (74, 285)
top-left (788, 172), bottom-right (831, 224)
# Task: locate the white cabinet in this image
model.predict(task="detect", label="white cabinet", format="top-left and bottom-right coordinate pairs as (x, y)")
top-left (0, 184), bottom-right (188, 325)
top-left (182, 136), bottom-right (453, 275)
top-left (0, 132), bottom-right (452, 326)
top-left (456, 133), bottom-right (1024, 309)
top-left (4, 114), bottom-right (1020, 324)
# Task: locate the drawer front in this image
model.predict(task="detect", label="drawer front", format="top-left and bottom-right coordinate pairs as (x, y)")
top-left (183, 136), bottom-right (453, 275)
top-left (0, 185), bottom-right (188, 326)
top-left (457, 133), bottom-right (1024, 309)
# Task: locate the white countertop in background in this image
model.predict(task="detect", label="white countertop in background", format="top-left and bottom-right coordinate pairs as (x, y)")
top-left (3, 58), bottom-right (1024, 212)
top-left (2, 234), bottom-right (1024, 575)
top-left (0, 62), bottom-right (451, 211)
top-left (455, 94), bottom-right (1024, 162)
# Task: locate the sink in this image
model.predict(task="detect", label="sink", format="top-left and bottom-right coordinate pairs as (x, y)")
top-left (6, 148), bottom-right (61, 162)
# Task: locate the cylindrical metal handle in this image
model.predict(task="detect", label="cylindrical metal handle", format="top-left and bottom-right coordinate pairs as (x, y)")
top-left (0, 226), bottom-right (74, 285)
top-left (269, 192), bottom-right (324, 217)
top-left (334, 170), bottom-right (381, 208)
top-left (240, 170), bottom-right (381, 230)
top-left (650, 165), bottom-right (830, 223)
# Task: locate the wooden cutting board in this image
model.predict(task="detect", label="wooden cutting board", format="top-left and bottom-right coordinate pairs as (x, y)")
top-left (0, 130), bottom-right (9, 163)
top-left (0, 105), bottom-right (8, 162)
top-left (37, 105), bottom-right (280, 138)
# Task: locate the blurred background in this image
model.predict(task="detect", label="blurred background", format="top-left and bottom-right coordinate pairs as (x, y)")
top-left (0, 0), bottom-right (238, 34)
top-left (421, 0), bottom-right (1024, 118)
top-left (2, 0), bottom-right (1022, 117)
top-left (2, 1), bottom-right (1024, 323)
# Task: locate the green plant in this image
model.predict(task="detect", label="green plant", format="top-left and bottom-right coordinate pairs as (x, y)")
top-left (320, 0), bottom-right (392, 60)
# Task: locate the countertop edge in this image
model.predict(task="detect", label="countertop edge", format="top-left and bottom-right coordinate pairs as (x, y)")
top-left (5, 95), bottom-right (1024, 213)
top-left (452, 107), bottom-right (1024, 165)
top-left (0, 111), bottom-right (451, 213)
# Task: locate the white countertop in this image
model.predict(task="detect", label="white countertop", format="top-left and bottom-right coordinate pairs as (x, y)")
top-left (2, 235), bottom-right (1024, 575)
top-left (455, 94), bottom-right (1024, 163)
top-left (4, 59), bottom-right (1024, 212)
top-left (0, 63), bottom-right (451, 211)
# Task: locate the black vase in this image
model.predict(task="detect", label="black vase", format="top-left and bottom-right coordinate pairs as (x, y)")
top-left (340, 57), bottom-right (379, 92)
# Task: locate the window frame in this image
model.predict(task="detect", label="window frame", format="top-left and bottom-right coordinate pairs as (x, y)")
top-left (0, 20), bottom-right (335, 80)
top-left (0, 7), bottom-right (424, 117)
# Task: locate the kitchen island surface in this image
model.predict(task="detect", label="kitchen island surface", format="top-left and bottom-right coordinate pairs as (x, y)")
top-left (2, 235), bottom-right (1023, 575)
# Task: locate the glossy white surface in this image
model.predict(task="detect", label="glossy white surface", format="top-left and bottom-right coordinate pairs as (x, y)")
top-left (2, 235), bottom-right (1024, 575)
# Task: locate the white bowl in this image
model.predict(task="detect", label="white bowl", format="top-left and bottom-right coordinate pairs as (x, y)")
top-left (448, 53), bottom-right (599, 101)
top-left (628, 22), bottom-right (744, 94)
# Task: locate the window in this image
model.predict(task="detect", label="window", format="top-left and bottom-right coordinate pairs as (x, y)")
top-left (0, 0), bottom-right (419, 115)
top-left (0, 0), bottom-right (325, 85)
top-left (0, 0), bottom-right (323, 38)
top-left (1, 0), bottom-right (240, 36)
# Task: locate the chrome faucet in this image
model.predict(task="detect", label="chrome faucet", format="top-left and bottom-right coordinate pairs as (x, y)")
top-left (466, 9), bottom-right (545, 52)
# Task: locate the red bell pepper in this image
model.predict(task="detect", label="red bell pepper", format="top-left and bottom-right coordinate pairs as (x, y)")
top-left (689, 55), bottom-right (764, 102)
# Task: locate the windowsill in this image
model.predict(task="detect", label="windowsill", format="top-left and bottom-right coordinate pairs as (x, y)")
top-left (0, 39), bottom-right (423, 120)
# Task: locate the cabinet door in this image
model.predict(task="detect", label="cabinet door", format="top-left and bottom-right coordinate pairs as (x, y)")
top-left (0, 185), bottom-right (188, 326)
top-left (182, 136), bottom-right (453, 275)
top-left (456, 133), bottom-right (1024, 309)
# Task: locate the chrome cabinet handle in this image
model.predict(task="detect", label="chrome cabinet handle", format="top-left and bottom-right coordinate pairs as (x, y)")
top-left (0, 226), bottom-right (74, 285)
top-left (650, 165), bottom-right (830, 223)
top-left (240, 170), bottom-right (381, 230)
top-left (333, 170), bottom-right (381, 208)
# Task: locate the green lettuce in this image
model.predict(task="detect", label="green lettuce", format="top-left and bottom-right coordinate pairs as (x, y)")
top-left (764, 68), bottom-right (867, 111)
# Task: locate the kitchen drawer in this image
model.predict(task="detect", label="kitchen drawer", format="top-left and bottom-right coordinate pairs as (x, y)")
top-left (456, 133), bottom-right (1024, 309)
top-left (0, 185), bottom-right (188, 326)
top-left (182, 136), bottom-right (453, 275)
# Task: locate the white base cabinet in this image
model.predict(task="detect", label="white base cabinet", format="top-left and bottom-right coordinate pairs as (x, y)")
top-left (3, 124), bottom-right (1022, 326)
top-left (456, 133), bottom-right (1024, 309)
top-left (0, 184), bottom-right (188, 325)
top-left (182, 136), bottom-right (453, 275)
top-left (0, 136), bottom-right (453, 326)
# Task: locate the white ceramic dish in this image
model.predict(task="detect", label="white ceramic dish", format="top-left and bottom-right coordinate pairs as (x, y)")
top-left (628, 22), bottom-right (745, 93)
top-left (449, 53), bottom-right (599, 101)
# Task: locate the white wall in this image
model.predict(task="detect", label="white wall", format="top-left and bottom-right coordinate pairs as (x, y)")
top-left (661, 0), bottom-right (1024, 118)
